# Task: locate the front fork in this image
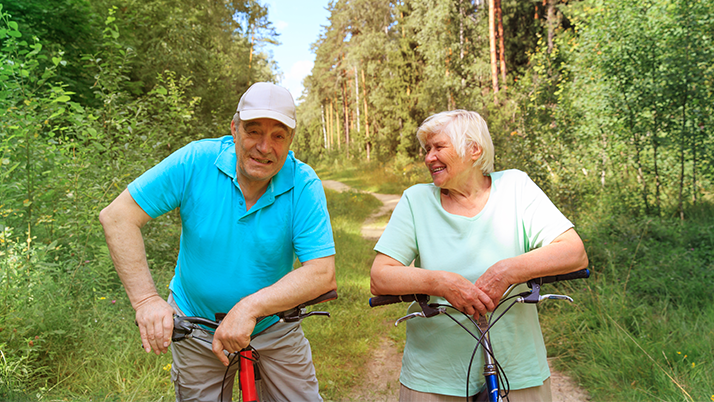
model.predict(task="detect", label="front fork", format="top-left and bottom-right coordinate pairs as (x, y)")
top-left (478, 315), bottom-right (501, 402)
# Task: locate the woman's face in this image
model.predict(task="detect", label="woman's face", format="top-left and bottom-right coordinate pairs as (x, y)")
top-left (423, 131), bottom-right (475, 190)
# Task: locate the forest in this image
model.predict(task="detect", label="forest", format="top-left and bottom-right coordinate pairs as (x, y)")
top-left (0, 0), bottom-right (712, 400)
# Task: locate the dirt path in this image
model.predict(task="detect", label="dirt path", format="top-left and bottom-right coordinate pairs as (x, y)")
top-left (322, 180), bottom-right (590, 402)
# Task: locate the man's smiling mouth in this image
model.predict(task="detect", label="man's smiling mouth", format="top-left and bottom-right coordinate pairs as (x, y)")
top-left (252, 156), bottom-right (273, 164)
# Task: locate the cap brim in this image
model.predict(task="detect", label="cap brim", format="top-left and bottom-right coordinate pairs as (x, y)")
top-left (239, 110), bottom-right (296, 129)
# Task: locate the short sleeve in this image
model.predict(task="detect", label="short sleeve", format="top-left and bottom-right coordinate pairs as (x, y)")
top-left (519, 174), bottom-right (574, 250)
top-left (127, 145), bottom-right (190, 219)
top-left (374, 193), bottom-right (419, 266)
top-left (292, 176), bottom-right (335, 263)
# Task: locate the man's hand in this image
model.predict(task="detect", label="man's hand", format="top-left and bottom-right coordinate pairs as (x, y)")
top-left (135, 295), bottom-right (175, 355)
top-left (211, 303), bottom-right (259, 366)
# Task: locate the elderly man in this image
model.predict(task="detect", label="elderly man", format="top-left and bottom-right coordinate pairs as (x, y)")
top-left (100, 82), bottom-right (336, 401)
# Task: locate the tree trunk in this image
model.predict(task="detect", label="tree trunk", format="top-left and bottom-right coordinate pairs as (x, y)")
top-left (496, 0), bottom-right (506, 89)
top-left (328, 100), bottom-right (333, 150)
top-left (361, 68), bottom-right (371, 162)
top-left (546, 0), bottom-right (556, 54)
top-left (341, 80), bottom-right (350, 157)
top-left (678, 90), bottom-right (688, 220)
top-left (628, 105), bottom-right (650, 215)
top-left (330, 99), bottom-right (337, 151)
top-left (693, 124), bottom-right (702, 205)
top-left (489, 0), bottom-right (499, 98)
top-left (321, 103), bottom-right (327, 149)
top-left (459, 0), bottom-right (466, 90)
top-left (354, 66), bottom-right (360, 134)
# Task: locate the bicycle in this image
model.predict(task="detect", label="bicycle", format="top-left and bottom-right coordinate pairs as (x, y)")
top-left (369, 269), bottom-right (590, 402)
top-left (171, 290), bottom-right (338, 402)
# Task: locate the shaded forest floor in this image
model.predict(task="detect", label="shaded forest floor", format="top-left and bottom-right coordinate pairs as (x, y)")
top-left (322, 180), bottom-right (590, 401)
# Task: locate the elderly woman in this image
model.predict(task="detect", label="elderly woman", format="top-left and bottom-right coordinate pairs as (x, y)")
top-left (370, 110), bottom-right (588, 402)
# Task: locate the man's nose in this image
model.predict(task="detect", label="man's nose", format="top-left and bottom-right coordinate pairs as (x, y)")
top-left (255, 136), bottom-right (270, 154)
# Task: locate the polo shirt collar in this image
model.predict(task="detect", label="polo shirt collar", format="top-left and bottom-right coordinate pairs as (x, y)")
top-left (214, 136), bottom-right (295, 199)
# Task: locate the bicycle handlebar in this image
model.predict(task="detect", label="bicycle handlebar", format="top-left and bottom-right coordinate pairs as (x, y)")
top-left (368, 269), bottom-right (590, 308)
top-left (368, 293), bottom-right (428, 307)
top-left (172, 290), bottom-right (338, 342)
top-left (530, 268), bottom-right (590, 285)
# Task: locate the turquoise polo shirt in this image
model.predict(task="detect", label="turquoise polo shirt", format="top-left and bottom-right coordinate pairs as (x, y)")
top-left (128, 135), bottom-right (335, 334)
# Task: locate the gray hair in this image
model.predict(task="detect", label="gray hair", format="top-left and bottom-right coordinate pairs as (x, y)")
top-left (416, 110), bottom-right (495, 174)
top-left (232, 113), bottom-right (296, 137)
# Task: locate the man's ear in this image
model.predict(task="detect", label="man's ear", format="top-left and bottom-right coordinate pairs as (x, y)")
top-left (230, 120), bottom-right (238, 141)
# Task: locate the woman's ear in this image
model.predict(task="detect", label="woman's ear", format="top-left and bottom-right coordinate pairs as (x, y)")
top-left (469, 143), bottom-right (482, 162)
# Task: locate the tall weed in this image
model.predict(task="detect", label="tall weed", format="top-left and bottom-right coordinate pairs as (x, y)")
top-left (541, 205), bottom-right (714, 402)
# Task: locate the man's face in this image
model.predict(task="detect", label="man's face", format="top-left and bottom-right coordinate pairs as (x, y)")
top-left (231, 118), bottom-right (293, 187)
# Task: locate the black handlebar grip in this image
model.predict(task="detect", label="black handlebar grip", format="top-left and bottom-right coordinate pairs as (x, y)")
top-left (535, 269), bottom-right (590, 285)
top-left (369, 294), bottom-right (427, 307)
top-left (303, 290), bottom-right (338, 307)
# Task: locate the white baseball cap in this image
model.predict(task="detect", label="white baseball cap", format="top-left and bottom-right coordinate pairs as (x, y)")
top-left (236, 82), bottom-right (296, 129)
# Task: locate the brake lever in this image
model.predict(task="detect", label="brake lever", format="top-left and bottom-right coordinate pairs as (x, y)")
top-left (394, 296), bottom-right (447, 325)
top-left (172, 316), bottom-right (195, 342)
top-left (395, 312), bottom-right (426, 325)
top-left (521, 281), bottom-right (542, 303)
top-left (280, 307), bottom-right (333, 322)
top-left (516, 280), bottom-right (574, 304)
top-left (282, 309), bottom-right (331, 322)
top-left (540, 294), bottom-right (573, 302)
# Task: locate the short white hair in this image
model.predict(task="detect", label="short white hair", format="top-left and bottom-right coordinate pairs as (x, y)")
top-left (416, 110), bottom-right (494, 174)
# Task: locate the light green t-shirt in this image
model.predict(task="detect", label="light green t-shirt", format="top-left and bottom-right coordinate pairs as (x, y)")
top-left (374, 169), bottom-right (574, 396)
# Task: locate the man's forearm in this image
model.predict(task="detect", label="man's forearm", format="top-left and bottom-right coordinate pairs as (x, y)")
top-left (99, 189), bottom-right (159, 308)
top-left (238, 255), bottom-right (337, 319)
top-left (100, 189), bottom-right (175, 355)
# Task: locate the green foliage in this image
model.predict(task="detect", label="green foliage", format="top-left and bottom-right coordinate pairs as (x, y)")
top-left (541, 206), bottom-right (714, 401)
top-left (299, 0), bottom-right (714, 221)
top-left (527, 0), bottom-right (714, 218)
top-left (102, 0), bottom-right (279, 121)
top-left (299, 0), bottom-right (508, 163)
top-left (0, 0), bottom-right (103, 105)
top-left (0, 6), bottom-right (215, 398)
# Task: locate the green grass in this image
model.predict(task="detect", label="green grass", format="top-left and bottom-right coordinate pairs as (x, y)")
top-left (540, 210), bottom-right (714, 402)
top-left (305, 189), bottom-right (406, 400)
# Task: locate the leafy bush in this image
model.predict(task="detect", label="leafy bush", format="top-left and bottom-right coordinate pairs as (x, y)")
top-left (0, 7), bottom-right (195, 399)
